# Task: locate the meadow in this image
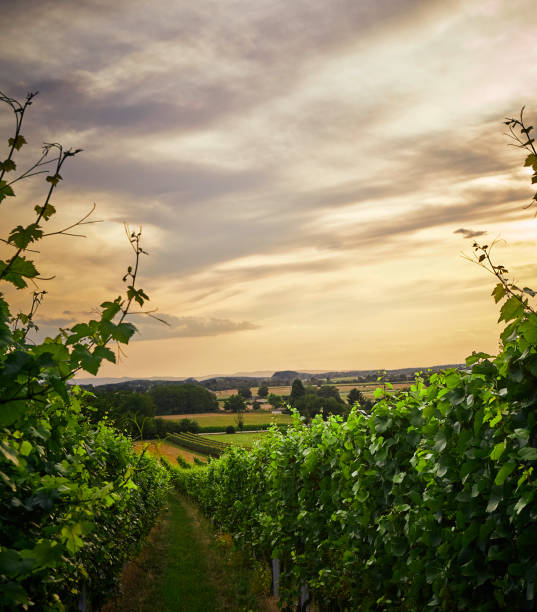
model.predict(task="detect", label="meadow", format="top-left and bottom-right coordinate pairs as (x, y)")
top-left (159, 411), bottom-right (293, 427)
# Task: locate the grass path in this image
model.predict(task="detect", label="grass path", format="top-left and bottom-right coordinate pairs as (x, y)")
top-left (103, 492), bottom-right (276, 611)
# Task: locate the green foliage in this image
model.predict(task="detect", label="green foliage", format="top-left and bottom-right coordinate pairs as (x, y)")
top-left (149, 383), bottom-right (218, 414)
top-left (237, 385), bottom-right (252, 399)
top-left (289, 378), bottom-right (306, 404)
top-left (223, 393), bottom-right (246, 413)
top-left (175, 454), bottom-right (191, 469)
top-left (347, 387), bottom-right (374, 412)
top-left (267, 393), bottom-right (283, 409)
top-left (257, 384), bottom-right (269, 398)
top-left (0, 91), bottom-right (169, 609)
top-left (88, 388), bottom-right (156, 435)
top-left (293, 385), bottom-right (348, 422)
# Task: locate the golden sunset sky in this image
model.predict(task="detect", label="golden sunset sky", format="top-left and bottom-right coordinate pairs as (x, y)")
top-left (2, 0), bottom-right (537, 379)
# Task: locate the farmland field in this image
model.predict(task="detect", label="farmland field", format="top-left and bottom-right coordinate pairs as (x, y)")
top-left (159, 411), bottom-right (292, 427)
top-left (134, 439), bottom-right (207, 465)
top-left (203, 432), bottom-right (269, 447)
top-left (214, 381), bottom-right (409, 401)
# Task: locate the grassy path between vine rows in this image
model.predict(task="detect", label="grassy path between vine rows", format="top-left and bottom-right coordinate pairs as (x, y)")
top-left (103, 491), bottom-right (277, 612)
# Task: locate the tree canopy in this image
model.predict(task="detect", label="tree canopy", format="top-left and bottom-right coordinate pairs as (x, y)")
top-left (149, 383), bottom-right (218, 414)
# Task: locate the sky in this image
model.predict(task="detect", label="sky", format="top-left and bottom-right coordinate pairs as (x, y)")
top-left (2, 0), bottom-right (537, 379)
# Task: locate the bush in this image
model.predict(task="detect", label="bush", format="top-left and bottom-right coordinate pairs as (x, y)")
top-left (226, 425), bottom-right (236, 434)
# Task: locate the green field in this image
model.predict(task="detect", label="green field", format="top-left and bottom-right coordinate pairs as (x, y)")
top-left (160, 411), bottom-right (292, 427)
top-left (203, 432), bottom-right (269, 447)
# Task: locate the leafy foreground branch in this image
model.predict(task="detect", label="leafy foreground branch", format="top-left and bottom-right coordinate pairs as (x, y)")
top-left (0, 91), bottom-right (169, 610)
top-left (175, 115), bottom-right (537, 611)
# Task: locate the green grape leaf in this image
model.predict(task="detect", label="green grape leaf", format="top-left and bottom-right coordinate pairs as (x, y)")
top-left (0, 257), bottom-right (39, 288)
top-left (70, 344), bottom-right (101, 375)
top-left (499, 296), bottom-right (525, 323)
top-left (45, 173), bottom-right (62, 186)
top-left (112, 322), bottom-right (137, 343)
top-left (1, 159), bottom-right (16, 172)
top-left (524, 153), bottom-right (537, 170)
top-left (8, 135), bottom-right (26, 150)
top-left (490, 441), bottom-right (506, 460)
top-left (519, 447), bottom-right (537, 461)
top-left (8, 223), bottom-right (43, 249)
top-left (100, 299), bottom-right (121, 322)
top-left (0, 179), bottom-right (15, 202)
top-left (494, 461), bottom-right (517, 486)
top-left (492, 283), bottom-right (507, 304)
top-left (93, 345), bottom-right (116, 364)
top-left (34, 203), bottom-right (56, 220)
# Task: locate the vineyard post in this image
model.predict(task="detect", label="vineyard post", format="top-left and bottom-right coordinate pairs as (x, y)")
top-left (271, 558), bottom-right (280, 598)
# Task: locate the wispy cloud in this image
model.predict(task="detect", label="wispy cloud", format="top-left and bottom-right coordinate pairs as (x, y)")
top-left (131, 314), bottom-right (259, 341)
top-left (3, 0), bottom-right (537, 376)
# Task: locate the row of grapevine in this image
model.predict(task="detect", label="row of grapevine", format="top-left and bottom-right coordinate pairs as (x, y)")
top-left (175, 292), bottom-right (537, 609)
top-left (167, 432), bottom-right (230, 457)
top-left (0, 92), bottom-right (171, 610)
top-left (1, 388), bottom-right (171, 610)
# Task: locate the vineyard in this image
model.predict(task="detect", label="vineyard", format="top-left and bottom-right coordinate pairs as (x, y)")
top-left (3, 71), bottom-right (537, 610)
top-left (167, 432), bottom-right (231, 458)
top-left (171, 113), bottom-right (537, 611)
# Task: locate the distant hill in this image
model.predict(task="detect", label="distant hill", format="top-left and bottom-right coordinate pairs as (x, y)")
top-left (73, 363), bottom-right (464, 392)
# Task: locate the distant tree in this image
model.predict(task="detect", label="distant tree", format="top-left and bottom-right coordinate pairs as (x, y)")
top-left (318, 385), bottom-right (343, 403)
top-left (257, 384), bottom-right (269, 398)
top-left (267, 393), bottom-right (283, 409)
top-left (224, 394), bottom-right (247, 430)
top-left (347, 388), bottom-right (374, 412)
top-left (177, 418), bottom-right (200, 433)
top-left (89, 389), bottom-right (156, 435)
top-left (294, 393), bottom-right (321, 422)
top-left (320, 397), bottom-right (349, 419)
top-left (294, 393), bottom-right (343, 421)
top-left (238, 385), bottom-right (252, 399)
top-left (224, 394), bottom-right (246, 413)
top-left (252, 400), bottom-right (261, 410)
top-left (149, 383), bottom-right (218, 414)
top-left (289, 378), bottom-right (306, 405)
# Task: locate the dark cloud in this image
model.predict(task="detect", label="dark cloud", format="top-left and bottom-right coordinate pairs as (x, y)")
top-left (62, 153), bottom-right (272, 202)
top-left (130, 313), bottom-right (259, 341)
top-left (454, 228), bottom-right (487, 239)
top-left (35, 316), bottom-right (76, 327)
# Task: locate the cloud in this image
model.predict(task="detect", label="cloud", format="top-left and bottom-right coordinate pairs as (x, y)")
top-left (130, 313), bottom-right (260, 341)
top-left (35, 316), bottom-right (76, 327)
top-left (454, 228), bottom-right (488, 239)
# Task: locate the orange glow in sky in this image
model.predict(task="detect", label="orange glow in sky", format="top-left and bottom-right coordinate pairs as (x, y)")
top-left (2, 0), bottom-right (537, 379)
